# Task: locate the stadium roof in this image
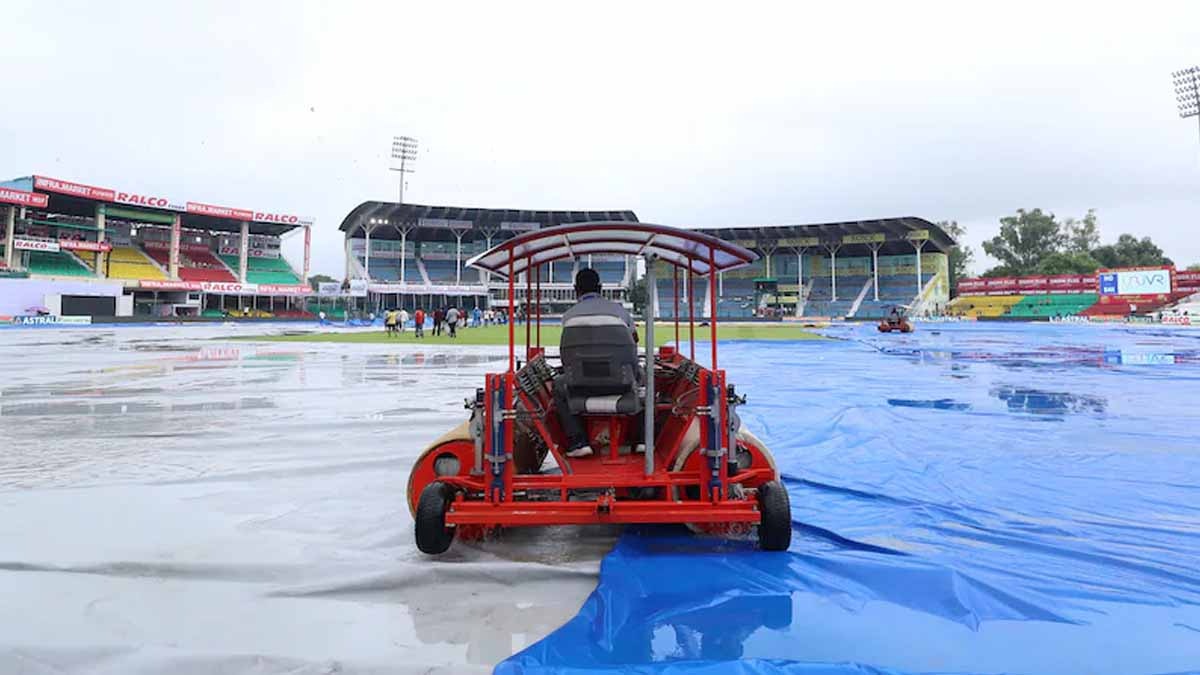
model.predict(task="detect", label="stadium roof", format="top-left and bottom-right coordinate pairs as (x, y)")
top-left (338, 204), bottom-right (953, 256)
top-left (2, 175), bottom-right (309, 237)
top-left (338, 201), bottom-right (639, 242)
top-left (698, 217), bottom-right (954, 256)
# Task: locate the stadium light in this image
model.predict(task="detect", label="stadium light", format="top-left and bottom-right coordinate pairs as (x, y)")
top-left (1172, 67), bottom-right (1200, 141)
top-left (390, 135), bottom-right (418, 204)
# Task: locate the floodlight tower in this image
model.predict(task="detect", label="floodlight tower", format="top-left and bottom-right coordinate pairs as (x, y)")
top-left (1173, 67), bottom-right (1200, 141)
top-left (390, 136), bottom-right (418, 203)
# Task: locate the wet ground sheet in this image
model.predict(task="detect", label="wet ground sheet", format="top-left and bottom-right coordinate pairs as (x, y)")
top-left (1, 323), bottom-right (1199, 674)
top-left (501, 323), bottom-right (1200, 674)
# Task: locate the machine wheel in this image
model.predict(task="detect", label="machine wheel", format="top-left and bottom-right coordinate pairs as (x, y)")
top-left (415, 481), bottom-right (457, 555)
top-left (756, 480), bottom-right (792, 551)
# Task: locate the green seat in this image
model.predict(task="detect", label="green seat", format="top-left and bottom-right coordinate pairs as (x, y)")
top-left (27, 250), bottom-right (93, 277)
top-left (1009, 293), bottom-right (1099, 317)
top-left (218, 255), bottom-right (301, 285)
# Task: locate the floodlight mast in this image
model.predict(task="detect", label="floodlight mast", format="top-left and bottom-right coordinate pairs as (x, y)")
top-left (390, 135), bottom-right (418, 204)
top-left (1172, 67), bottom-right (1200, 143)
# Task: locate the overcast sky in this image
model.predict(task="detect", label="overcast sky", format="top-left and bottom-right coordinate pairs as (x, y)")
top-left (6, 1), bottom-right (1200, 276)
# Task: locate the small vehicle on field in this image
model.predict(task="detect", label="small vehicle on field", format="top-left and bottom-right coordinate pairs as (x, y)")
top-left (407, 223), bottom-right (791, 554)
top-left (877, 306), bottom-right (914, 333)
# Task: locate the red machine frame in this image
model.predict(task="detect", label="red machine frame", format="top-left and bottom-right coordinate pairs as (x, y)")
top-left (409, 223), bottom-right (791, 551)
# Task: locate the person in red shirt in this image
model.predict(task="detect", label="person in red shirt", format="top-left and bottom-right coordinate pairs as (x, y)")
top-left (413, 308), bottom-right (426, 338)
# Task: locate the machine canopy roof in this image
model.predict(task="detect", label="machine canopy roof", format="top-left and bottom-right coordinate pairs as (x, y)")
top-left (466, 222), bottom-right (759, 278)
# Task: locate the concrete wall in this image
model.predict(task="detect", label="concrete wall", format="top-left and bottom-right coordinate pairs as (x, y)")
top-left (0, 278), bottom-right (124, 316)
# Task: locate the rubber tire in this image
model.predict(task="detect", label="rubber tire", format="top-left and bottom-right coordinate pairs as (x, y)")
top-left (415, 481), bottom-right (457, 555)
top-left (757, 480), bottom-right (792, 551)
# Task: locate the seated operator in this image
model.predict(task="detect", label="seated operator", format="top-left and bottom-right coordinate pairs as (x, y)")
top-left (553, 268), bottom-right (642, 458)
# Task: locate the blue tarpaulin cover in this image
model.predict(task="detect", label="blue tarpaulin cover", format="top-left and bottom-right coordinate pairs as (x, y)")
top-left (498, 323), bottom-right (1200, 674)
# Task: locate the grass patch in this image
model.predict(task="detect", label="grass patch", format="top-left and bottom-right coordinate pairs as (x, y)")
top-left (234, 322), bottom-right (825, 346)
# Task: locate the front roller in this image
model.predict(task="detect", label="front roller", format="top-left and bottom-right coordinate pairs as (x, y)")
top-left (406, 419), bottom-right (546, 518)
top-left (673, 426), bottom-right (791, 549)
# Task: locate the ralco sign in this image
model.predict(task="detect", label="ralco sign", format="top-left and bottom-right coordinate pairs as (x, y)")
top-left (31, 175), bottom-right (313, 225)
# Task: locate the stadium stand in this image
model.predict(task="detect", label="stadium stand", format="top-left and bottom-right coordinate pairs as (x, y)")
top-left (592, 257), bottom-right (626, 284)
top-left (716, 278), bottom-right (755, 318)
top-left (367, 257), bottom-right (401, 281)
top-left (144, 246), bottom-right (237, 283)
top-left (551, 261), bottom-right (575, 283)
top-left (108, 246), bottom-right (167, 280)
top-left (27, 250), bottom-right (93, 277)
top-left (1008, 294), bottom-right (1099, 318)
top-left (218, 254), bottom-right (301, 284)
top-left (804, 274), bottom-right (868, 318)
top-left (422, 258), bottom-right (458, 282)
top-left (948, 295), bottom-right (1024, 318)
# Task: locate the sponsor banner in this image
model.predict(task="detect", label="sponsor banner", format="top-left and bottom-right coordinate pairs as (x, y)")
top-left (34, 176), bottom-right (311, 227)
top-left (355, 246), bottom-right (404, 259)
top-left (11, 315), bottom-right (93, 326)
top-left (367, 282), bottom-right (487, 295)
top-left (140, 279), bottom-right (202, 291)
top-left (500, 221), bottom-right (539, 232)
top-left (317, 282), bottom-right (342, 296)
top-left (348, 279), bottom-right (369, 297)
top-left (0, 188), bottom-right (49, 208)
top-left (906, 229), bottom-right (931, 241)
top-left (114, 190), bottom-right (179, 210)
top-left (418, 218), bottom-right (473, 230)
top-left (843, 233), bottom-right (886, 245)
top-left (201, 281), bottom-right (258, 294)
top-left (957, 279), bottom-right (987, 293)
top-left (778, 236), bottom-right (820, 248)
top-left (187, 201), bottom-right (254, 221)
top-left (1099, 268), bottom-right (1172, 296)
top-left (257, 284), bottom-right (311, 295)
top-left (218, 245), bottom-right (276, 258)
top-left (143, 239), bottom-right (211, 255)
top-left (730, 239), bottom-right (757, 249)
top-left (14, 237), bottom-right (60, 252)
top-left (1175, 270), bottom-right (1200, 290)
top-left (34, 175), bottom-right (116, 201)
top-left (59, 239), bottom-right (112, 252)
top-left (253, 211), bottom-right (306, 225)
top-left (1162, 315), bottom-right (1192, 326)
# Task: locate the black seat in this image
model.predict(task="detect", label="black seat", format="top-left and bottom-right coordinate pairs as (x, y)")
top-left (559, 314), bottom-right (642, 416)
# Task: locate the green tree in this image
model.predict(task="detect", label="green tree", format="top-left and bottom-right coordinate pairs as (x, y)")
top-left (1036, 251), bottom-right (1100, 275)
top-left (1062, 209), bottom-right (1100, 254)
top-left (628, 275), bottom-right (648, 317)
top-left (308, 273), bottom-right (336, 291)
top-left (1090, 234), bottom-right (1173, 269)
top-left (1187, 263), bottom-right (1200, 271)
top-left (981, 208), bottom-right (1065, 276)
top-left (936, 220), bottom-right (974, 288)
top-left (981, 265), bottom-right (1017, 278)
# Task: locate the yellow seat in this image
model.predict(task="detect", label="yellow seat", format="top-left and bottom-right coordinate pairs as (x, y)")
top-left (106, 246), bottom-right (167, 280)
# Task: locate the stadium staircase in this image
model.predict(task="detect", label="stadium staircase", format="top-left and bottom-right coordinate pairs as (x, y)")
top-left (416, 257), bottom-right (432, 285)
top-left (846, 278), bottom-right (873, 318)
